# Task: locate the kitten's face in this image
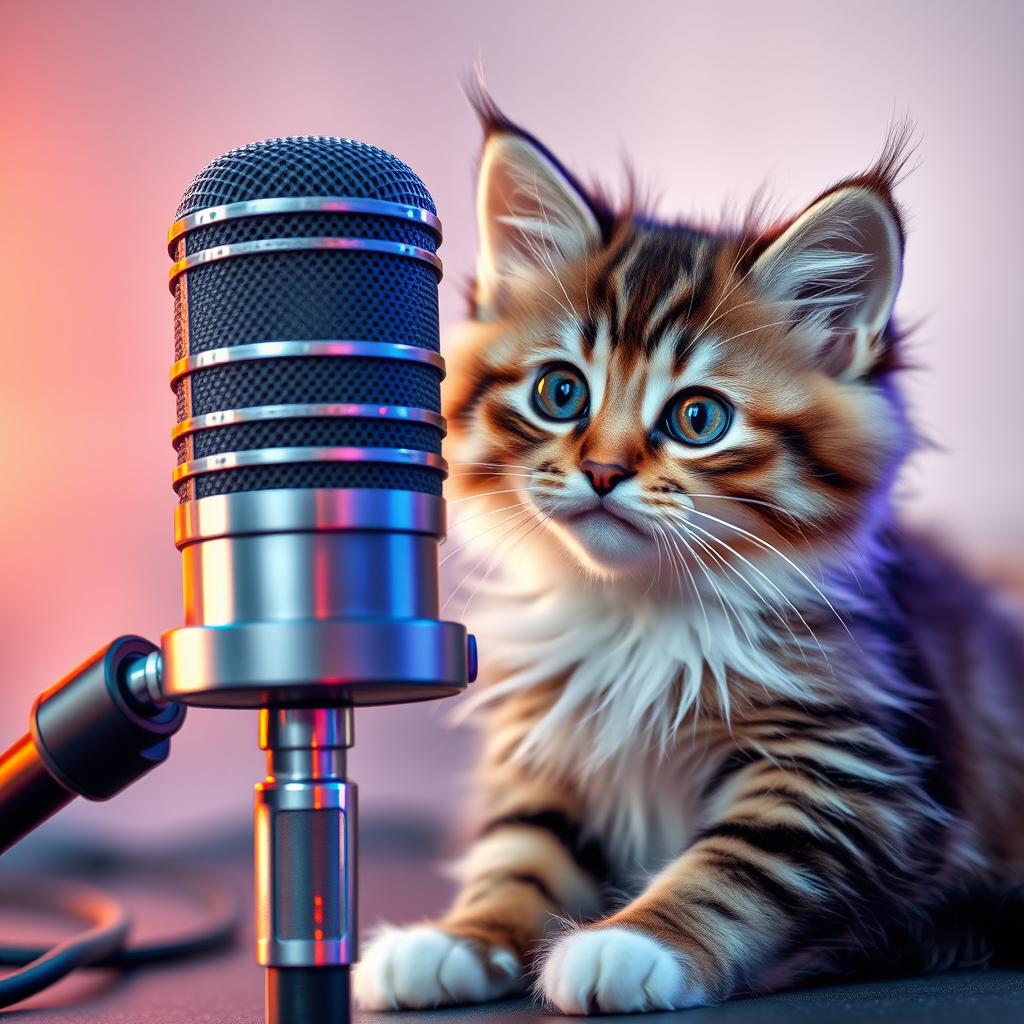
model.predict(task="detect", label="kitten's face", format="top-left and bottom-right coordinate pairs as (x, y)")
top-left (446, 125), bottom-right (909, 585)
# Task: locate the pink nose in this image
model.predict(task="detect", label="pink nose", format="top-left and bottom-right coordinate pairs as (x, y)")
top-left (580, 459), bottom-right (634, 497)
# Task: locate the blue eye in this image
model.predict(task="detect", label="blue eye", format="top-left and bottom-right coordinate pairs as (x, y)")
top-left (533, 363), bottom-right (589, 421)
top-left (663, 391), bottom-right (732, 446)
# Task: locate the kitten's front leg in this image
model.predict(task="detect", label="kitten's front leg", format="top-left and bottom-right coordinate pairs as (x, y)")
top-left (541, 718), bottom-right (937, 1014)
top-left (354, 799), bottom-right (603, 1010)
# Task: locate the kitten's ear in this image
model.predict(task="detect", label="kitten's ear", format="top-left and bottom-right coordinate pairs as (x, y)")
top-left (749, 184), bottom-right (904, 378)
top-left (474, 125), bottom-right (602, 318)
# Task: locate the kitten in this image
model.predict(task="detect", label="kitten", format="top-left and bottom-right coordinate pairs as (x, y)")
top-left (353, 96), bottom-right (1024, 1014)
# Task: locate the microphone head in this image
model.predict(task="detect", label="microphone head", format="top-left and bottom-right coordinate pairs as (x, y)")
top-left (162, 137), bottom-right (473, 709)
top-left (169, 136), bottom-right (445, 503)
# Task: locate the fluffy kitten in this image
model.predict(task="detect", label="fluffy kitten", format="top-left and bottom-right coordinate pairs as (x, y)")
top-left (353, 97), bottom-right (1024, 1014)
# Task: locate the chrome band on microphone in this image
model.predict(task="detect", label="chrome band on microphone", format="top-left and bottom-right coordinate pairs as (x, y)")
top-left (168, 236), bottom-right (443, 289)
top-left (172, 447), bottom-right (449, 486)
top-left (169, 339), bottom-right (446, 385)
top-left (168, 196), bottom-right (442, 250)
top-left (172, 489), bottom-right (446, 548)
top-left (171, 404), bottom-right (447, 442)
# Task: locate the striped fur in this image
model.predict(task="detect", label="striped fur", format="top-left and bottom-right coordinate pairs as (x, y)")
top-left (353, 100), bottom-right (1024, 1014)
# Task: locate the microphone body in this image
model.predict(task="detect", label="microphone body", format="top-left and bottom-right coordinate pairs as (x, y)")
top-left (161, 137), bottom-right (473, 1022)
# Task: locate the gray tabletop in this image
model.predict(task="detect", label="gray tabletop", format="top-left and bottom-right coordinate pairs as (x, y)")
top-left (2, 824), bottom-right (1022, 1023)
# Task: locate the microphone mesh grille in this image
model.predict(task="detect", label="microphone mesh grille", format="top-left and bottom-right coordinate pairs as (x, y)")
top-left (182, 359), bottom-right (442, 418)
top-left (172, 137), bottom-right (444, 501)
top-left (175, 247), bottom-right (439, 361)
top-left (176, 137), bottom-right (436, 218)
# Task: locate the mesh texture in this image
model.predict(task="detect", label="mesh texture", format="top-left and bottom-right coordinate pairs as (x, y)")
top-left (180, 358), bottom-right (442, 417)
top-left (175, 249), bottom-right (439, 359)
top-left (171, 137), bottom-right (442, 499)
top-left (183, 211), bottom-right (436, 255)
top-left (176, 462), bottom-right (443, 502)
top-left (176, 136), bottom-right (436, 217)
top-left (178, 417), bottom-right (443, 461)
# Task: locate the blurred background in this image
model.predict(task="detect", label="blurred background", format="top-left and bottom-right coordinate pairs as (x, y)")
top-left (0, 0), bottom-right (1020, 846)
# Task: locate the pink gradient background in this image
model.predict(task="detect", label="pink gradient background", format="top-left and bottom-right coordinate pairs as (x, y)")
top-left (1, 1), bottom-right (1021, 841)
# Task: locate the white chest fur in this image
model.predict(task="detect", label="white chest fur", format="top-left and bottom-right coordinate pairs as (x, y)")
top-left (465, 578), bottom-right (800, 880)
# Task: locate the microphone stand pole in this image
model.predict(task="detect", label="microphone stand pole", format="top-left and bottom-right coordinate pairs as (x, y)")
top-left (257, 706), bottom-right (356, 1023)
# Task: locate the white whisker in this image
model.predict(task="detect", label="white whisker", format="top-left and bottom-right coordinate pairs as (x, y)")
top-left (663, 510), bottom-right (832, 668)
top-left (682, 504), bottom-right (854, 640)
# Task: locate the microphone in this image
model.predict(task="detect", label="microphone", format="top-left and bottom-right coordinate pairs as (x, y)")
top-left (160, 136), bottom-right (474, 1023)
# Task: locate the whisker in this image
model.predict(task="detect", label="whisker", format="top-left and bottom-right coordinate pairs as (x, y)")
top-left (664, 510), bottom-right (832, 668)
top-left (441, 506), bottom-right (538, 612)
top-left (674, 518), bottom-right (809, 666)
top-left (643, 523), bottom-right (665, 598)
top-left (670, 521), bottom-right (748, 651)
top-left (686, 492), bottom-right (809, 530)
top-left (648, 520), bottom-right (689, 609)
top-left (685, 227), bottom-right (774, 352)
top-left (458, 509), bottom-right (550, 621)
top-left (442, 505), bottom-right (537, 568)
top-left (704, 316), bottom-right (801, 354)
top-left (653, 520), bottom-right (713, 649)
top-left (682, 505), bottom-right (853, 640)
top-left (531, 176), bottom-right (586, 331)
top-left (451, 471), bottom-right (562, 480)
top-left (453, 460), bottom-right (555, 471)
top-left (447, 487), bottom-right (534, 505)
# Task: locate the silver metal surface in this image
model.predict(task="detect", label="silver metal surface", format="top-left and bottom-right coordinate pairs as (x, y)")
top-left (171, 402), bottom-right (446, 442)
top-left (173, 489), bottom-right (446, 548)
top-left (260, 707), bottom-right (354, 760)
top-left (161, 617), bottom-right (469, 707)
top-left (255, 707), bottom-right (357, 968)
top-left (169, 339), bottom-right (446, 386)
top-left (171, 445), bottom-right (447, 486)
top-left (162, 487), bottom-right (467, 706)
top-left (167, 195), bottom-right (442, 250)
top-left (168, 236), bottom-right (443, 289)
top-left (181, 531), bottom-right (440, 624)
top-left (122, 650), bottom-right (167, 710)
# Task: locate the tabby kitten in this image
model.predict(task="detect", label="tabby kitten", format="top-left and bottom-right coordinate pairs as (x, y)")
top-left (353, 98), bottom-right (1024, 1014)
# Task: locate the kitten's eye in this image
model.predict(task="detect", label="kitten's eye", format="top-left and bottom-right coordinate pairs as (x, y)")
top-left (533, 363), bottom-right (589, 421)
top-left (663, 391), bottom-right (732, 446)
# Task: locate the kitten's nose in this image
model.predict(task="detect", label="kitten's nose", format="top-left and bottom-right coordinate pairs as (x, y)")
top-left (581, 459), bottom-right (635, 497)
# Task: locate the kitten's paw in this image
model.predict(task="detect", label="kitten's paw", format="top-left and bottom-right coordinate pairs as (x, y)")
top-left (540, 926), bottom-right (707, 1014)
top-left (353, 925), bottom-right (521, 1010)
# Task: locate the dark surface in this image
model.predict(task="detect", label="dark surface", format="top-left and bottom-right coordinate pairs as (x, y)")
top-left (1, 824), bottom-right (1023, 1023)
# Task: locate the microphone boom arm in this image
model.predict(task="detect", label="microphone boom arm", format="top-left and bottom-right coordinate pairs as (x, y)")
top-left (0, 636), bottom-right (185, 856)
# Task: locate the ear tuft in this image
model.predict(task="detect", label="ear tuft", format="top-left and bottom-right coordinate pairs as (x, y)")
top-left (470, 105), bottom-right (601, 319)
top-left (462, 68), bottom-right (516, 140)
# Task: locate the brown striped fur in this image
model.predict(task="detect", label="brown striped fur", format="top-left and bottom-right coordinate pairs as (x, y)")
top-left (353, 98), bottom-right (1024, 1014)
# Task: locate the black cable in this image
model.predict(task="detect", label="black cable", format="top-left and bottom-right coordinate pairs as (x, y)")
top-left (0, 862), bottom-right (240, 1010)
top-left (0, 876), bottom-right (130, 1008)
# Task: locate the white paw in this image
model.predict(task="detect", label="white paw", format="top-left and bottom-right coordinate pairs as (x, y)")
top-left (540, 926), bottom-right (706, 1015)
top-left (353, 925), bottom-right (521, 1010)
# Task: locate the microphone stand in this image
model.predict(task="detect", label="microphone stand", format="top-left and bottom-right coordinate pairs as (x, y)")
top-left (0, 644), bottom-right (355, 1021)
top-left (0, 644), bottom-right (358, 1021)
top-left (0, 627), bottom-right (473, 1024)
